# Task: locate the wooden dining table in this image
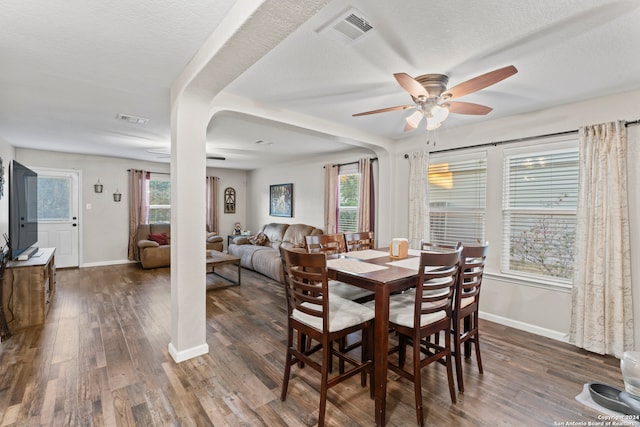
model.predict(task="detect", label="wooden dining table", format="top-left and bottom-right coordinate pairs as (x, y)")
top-left (326, 248), bottom-right (422, 427)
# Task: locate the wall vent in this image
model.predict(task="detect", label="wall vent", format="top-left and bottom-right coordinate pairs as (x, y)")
top-left (317, 8), bottom-right (374, 44)
top-left (116, 113), bottom-right (149, 125)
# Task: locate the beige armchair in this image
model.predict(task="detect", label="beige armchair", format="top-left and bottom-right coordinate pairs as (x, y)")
top-left (136, 223), bottom-right (223, 269)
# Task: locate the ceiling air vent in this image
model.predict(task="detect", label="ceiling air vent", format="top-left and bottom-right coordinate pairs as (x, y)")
top-left (116, 113), bottom-right (149, 125)
top-left (343, 13), bottom-right (373, 34)
top-left (317, 8), bottom-right (374, 44)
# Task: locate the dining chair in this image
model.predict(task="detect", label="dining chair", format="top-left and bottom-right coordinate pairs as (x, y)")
top-left (279, 247), bottom-right (374, 426)
top-left (305, 234), bottom-right (373, 302)
top-left (305, 233), bottom-right (374, 370)
top-left (452, 243), bottom-right (489, 393)
top-left (372, 246), bottom-right (462, 427)
top-left (344, 231), bottom-right (375, 252)
top-left (305, 233), bottom-right (347, 254)
top-left (420, 240), bottom-right (460, 252)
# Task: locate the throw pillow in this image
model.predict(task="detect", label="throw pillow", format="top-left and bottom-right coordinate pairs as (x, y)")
top-left (148, 233), bottom-right (168, 245)
top-left (249, 232), bottom-right (269, 246)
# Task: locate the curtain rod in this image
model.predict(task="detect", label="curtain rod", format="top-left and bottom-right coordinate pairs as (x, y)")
top-left (325, 157), bottom-right (378, 168)
top-left (126, 169), bottom-right (169, 175)
top-left (404, 119), bottom-right (640, 157)
top-left (125, 170), bottom-right (220, 180)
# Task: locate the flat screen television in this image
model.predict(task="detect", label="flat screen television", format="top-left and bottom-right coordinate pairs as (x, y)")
top-left (9, 160), bottom-right (38, 260)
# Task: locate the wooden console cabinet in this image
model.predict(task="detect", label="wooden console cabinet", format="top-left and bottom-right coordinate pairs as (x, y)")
top-left (1, 248), bottom-right (56, 330)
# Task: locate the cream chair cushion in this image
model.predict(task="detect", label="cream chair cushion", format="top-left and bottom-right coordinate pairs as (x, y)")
top-left (292, 295), bottom-right (375, 332)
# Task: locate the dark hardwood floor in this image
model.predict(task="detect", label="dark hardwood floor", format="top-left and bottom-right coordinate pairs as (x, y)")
top-left (0, 263), bottom-right (627, 426)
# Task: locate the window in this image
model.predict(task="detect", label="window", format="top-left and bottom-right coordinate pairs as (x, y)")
top-left (148, 173), bottom-right (170, 223)
top-left (502, 148), bottom-right (579, 281)
top-left (38, 175), bottom-right (71, 221)
top-left (337, 164), bottom-right (360, 232)
top-left (428, 154), bottom-right (487, 245)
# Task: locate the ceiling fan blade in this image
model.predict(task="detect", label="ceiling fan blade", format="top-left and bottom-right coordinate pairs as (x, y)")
top-left (446, 101), bottom-right (493, 115)
top-left (442, 65), bottom-right (518, 100)
top-left (207, 156), bottom-right (226, 161)
top-left (352, 105), bottom-right (415, 117)
top-left (394, 73), bottom-right (429, 98)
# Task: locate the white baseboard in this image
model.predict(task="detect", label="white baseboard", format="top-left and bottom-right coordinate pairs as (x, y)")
top-left (479, 311), bottom-right (569, 342)
top-left (81, 259), bottom-right (137, 268)
top-left (168, 342), bottom-right (209, 363)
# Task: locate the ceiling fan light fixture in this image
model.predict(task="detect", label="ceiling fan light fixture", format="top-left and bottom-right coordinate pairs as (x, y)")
top-left (426, 116), bottom-right (442, 131)
top-left (430, 104), bottom-right (449, 123)
top-left (405, 110), bottom-right (424, 128)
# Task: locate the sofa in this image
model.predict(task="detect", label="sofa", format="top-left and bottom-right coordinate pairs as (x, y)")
top-left (136, 223), bottom-right (224, 269)
top-left (228, 223), bottom-right (323, 283)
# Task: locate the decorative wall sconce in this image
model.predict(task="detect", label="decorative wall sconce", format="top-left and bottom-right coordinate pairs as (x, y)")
top-left (94, 180), bottom-right (104, 193)
top-left (113, 189), bottom-right (122, 202)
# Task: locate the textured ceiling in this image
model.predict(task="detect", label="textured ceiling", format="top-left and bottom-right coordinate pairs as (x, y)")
top-left (1, 0), bottom-right (640, 169)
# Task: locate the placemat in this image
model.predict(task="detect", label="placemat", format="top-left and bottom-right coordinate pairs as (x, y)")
top-left (344, 249), bottom-right (389, 260)
top-left (327, 258), bottom-right (388, 274)
top-left (386, 257), bottom-right (420, 270)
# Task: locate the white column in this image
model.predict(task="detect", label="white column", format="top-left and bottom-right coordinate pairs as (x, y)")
top-left (168, 93), bottom-right (209, 362)
top-left (167, 0), bottom-right (333, 362)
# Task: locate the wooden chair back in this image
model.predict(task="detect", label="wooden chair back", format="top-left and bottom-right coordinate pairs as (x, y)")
top-left (344, 231), bottom-right (375, 252)
top-left (420, 240), bottom-right (461, 252)
top-left (305, 233), bottom-right (346, 255)
top-left (455, 243), bottom-right (489, 315)
top-left (415, 247), bottom-right (463, 326)
top-left (280, 247), bottom-right (329, 325)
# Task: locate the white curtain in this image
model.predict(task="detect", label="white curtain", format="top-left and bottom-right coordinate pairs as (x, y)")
top-left (569, 120), bottom-right (634, 357)
top-left (407, 151), bottom-right (429, 249)
top-left (324, 164), bottom-right (338, 234)
top-left (358, 158), bottom-right (374, 232)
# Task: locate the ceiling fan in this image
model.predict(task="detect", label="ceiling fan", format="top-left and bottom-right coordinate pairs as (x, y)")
top-left (353, 65), bottom-right (518, 131)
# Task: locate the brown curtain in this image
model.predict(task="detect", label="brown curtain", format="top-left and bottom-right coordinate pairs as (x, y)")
top-left (127, 169), bottom-right (149, 261)
top-left (324, 164), bottom-right (338, 234)
top-left (358, 158), bottom-right (375, 232)
top-left (206, 176), bottom-right (219, 233)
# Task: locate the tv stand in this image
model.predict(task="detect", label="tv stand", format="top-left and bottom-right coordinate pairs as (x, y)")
top-left (16, 246), bottom-right (39, 261)
top-left (2, 248), bottom-right (55, 330)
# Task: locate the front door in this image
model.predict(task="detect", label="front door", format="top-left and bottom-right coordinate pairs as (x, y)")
top-left (34, 168), bottom-right (80, 268)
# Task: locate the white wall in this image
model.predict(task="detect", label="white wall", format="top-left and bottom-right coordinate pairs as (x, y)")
top-left (245, 148), bottom-right (376, 233)
top-left (15, 149), bottom-right (247, 265)
top-left (212, 167), bottom-right (247, 249)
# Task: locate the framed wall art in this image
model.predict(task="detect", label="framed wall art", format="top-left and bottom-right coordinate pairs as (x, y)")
top-left (224, 187), bottom-right (236, 213)
top-left (269, 183), bottom-right (293, 217)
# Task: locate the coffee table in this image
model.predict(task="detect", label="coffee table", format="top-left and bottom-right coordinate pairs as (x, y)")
top-left (206, 251), bottom-right (241, 288)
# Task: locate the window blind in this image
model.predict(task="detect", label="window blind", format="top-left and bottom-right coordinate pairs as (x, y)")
top-left (338, 164), bottom-right (359, 233)
top-left (502, 149), bottom-right (578, 280)
top-left (428, 156), bottom-right (487, 245)
top-left (149, 173), bottom-right (171, 223)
